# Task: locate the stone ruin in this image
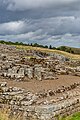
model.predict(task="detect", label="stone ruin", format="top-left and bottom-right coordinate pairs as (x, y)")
top-left (0, 44), bottom-right (80, 119)
top-left (0, 44), bottom-right (57, 81)
top-left (1, 64), bottom-right (57, 81)
top-left (0, 44), bottom-right (80, 81)
top-left (0, 82), bottom-right (80, 120)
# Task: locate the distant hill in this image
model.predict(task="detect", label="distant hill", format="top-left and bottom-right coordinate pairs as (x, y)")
top-left (0, 40), bottom-right (80, 56)
top-left (57, 46), bottom-right (80, 55)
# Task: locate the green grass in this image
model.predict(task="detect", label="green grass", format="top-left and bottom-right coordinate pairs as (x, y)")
top-left (57, 46), bottom-right (80, 55)
top-left (71, 112), bottom-right (80, 120)
top-left (59, 112), bottom-right (80, 120)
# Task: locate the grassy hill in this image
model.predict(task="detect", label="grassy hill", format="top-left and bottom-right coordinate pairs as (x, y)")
top-left (0, 40), bottom-right (80, 60)
top-left (16, 45), bottom-right (80, 60)
top-left (57, 46), bottom-right (80, 55)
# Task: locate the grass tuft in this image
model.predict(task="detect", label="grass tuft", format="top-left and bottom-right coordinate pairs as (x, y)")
top-left (59, 112), bottom-right (80, 120)
top-left (0, 108), bottom-right (22, 120)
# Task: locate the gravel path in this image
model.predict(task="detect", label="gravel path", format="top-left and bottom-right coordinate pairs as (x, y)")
top-left (0, 75), bottom-right (80, 93)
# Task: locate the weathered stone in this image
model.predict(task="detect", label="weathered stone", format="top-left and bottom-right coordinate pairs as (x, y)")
top-left (25, 67), bottom-right (33, 79)
top-left (0, 82), bottom-right (7, 87)
top-left (34, 64), bottom-right (42, 80)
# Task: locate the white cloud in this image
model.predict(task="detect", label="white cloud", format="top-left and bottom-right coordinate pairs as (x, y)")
top-left (1, 16), bottom-right (80, 36)
top-left (0, 32), bottom-right (80, 48)
top-left (0, 16), bottom-right (80, 48)
top-left (0, 0), bottom-right (80, 48)
top-left (0, 20), bottom-right (26, 34)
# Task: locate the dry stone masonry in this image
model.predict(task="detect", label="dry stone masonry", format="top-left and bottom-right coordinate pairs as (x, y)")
top-left (0, 44), bottom-right (80, 81)
top-left (0, 82), bottom-right (80, 120)
top-left (0, 44), bottom-right (80, 120)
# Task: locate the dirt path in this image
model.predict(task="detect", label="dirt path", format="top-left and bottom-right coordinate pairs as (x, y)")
top-left (0, 75), bottom-right (80, 93)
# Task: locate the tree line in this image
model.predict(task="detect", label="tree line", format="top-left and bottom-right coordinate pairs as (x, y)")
top-left (0, 40), bottom-right (80, 54)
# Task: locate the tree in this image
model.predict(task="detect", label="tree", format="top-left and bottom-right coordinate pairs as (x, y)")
top-left (60, 46), bottom-right (66, 51)
top-left (49, 45), bottom-right (52, 49)
top-left (44, 45), bottom-right (48, 48)
top-left (30, 43), bottom-right (33, 46)
top-left (52, 47), bottom-right (56, 49)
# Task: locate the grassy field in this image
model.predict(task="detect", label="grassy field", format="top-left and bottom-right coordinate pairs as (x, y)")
top-left (16, 45), bottom-right (80, 60)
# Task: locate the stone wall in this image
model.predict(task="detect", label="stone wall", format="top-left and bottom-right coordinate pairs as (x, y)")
top-left (2, 63), bottom-right (57, 80)
top-left (0, 44), bottom-right (80, 81)
top-left (0, 82), bottom-right (80, 120)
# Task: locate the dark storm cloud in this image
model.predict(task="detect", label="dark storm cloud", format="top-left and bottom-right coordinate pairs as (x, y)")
top-left (1, 17), bottom-right (80, 36)
top-left (1, 0), bottom-right (80, 19)
top-left (2, 0), bottom-right (79, 11)
top-left (0, 0), bottom-right (80, 48)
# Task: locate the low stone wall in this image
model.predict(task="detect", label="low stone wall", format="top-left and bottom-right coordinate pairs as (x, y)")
top-left (1, 60), bottom-right (80, 81)
top-left (0, 44), bottom-right (80, 81)
top-left (0, 82), bottom-right (80, 120)
top-left (2, 64), bottom-right (57, 80)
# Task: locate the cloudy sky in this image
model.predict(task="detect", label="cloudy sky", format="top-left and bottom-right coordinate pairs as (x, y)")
top-left (0, 0), bottom-right (80, 47)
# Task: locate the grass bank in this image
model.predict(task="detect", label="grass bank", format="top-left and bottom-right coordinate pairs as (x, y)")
top-left (16, 45), bottom-right (80, 60)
